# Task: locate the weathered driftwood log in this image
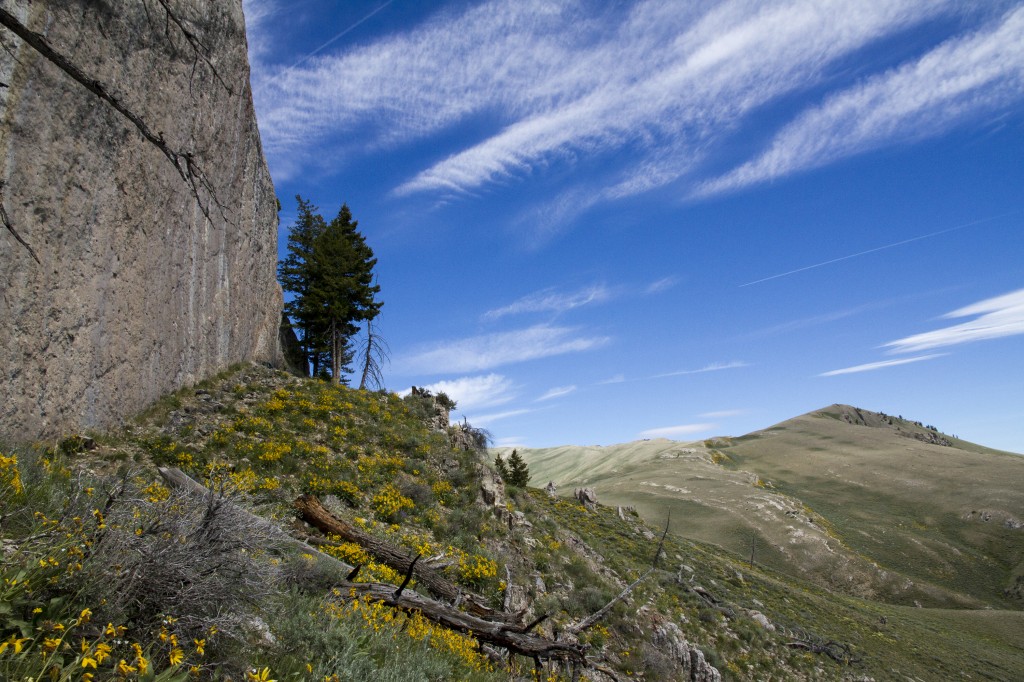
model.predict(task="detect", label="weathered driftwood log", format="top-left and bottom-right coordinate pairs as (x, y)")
top-left (294, 493), bottom-right (520, 623)
top-left (157, 467), bottom-right (583, 664)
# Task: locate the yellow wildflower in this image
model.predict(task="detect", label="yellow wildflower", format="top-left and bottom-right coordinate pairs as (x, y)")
top-left (169, 647), bottom-right (184, 665)
top-left (0, 635), bottom-right (30, 655)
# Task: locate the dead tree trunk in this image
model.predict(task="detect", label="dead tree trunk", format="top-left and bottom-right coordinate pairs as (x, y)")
top-left (158, 467), bottom-right (583, 665)
top-left (294, 493), bottom-right (518, 623)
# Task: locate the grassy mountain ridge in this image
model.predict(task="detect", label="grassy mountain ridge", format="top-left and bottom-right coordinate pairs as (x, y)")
top-left (511, 404), bottom-right (1024, 611)
top-left (3, 381), bottom-right (1023, 680)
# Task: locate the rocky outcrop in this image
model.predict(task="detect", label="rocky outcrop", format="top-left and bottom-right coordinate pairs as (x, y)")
top-left (575, 487), bottom-right (598, 507)
top-left (652, 621), bottom-right (722, 682)
top-left (0, 0), bottom-right (282, 440)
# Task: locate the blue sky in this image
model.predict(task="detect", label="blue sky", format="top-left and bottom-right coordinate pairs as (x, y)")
top-left (242, 0), bottom-right (1024, 453)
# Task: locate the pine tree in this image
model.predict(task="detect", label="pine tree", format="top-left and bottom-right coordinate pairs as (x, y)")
top-left (506, 449), bottom-right (530, 487)
top-left (278, 196), bottom-right (326, 376)
top-left (494, 453), bottom-right (511, 481)
top-left (279, 197), bottom-right (382, 383)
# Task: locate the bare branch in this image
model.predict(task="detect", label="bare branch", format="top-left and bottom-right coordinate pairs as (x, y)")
top-left (393, 553), bottom-right (420, 600)
top-left (568, 515), bottom-right (671, 635)
top-left (358, 316), bottom-right (389, 390)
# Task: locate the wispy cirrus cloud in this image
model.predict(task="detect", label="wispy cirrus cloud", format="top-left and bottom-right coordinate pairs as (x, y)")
top-left (537, 385), bottom-right (577, 402)
top-left (700, 6), bottom-right (1024, 197)
top-left (819, 354), bottom-right (946, 377)
top-left (409, 374), bottom-right (517, 412)
top-left (248, 0), bottom-right (974, 200)
top-left (470, 409), bottom-right (534, 427)
top-left (639, 423), bottom-right (717, 439)
top-left (654, 360), bottom-right (750, 378)
top-left (394, 324), bottom-right (609, 374)
top-left (395, 0), bottom-right (958, 199)
top-left (699, 409), bottom-right (747, 418)
top-left (884, 288), bottom-right (1024, 354)
top-left (645, 276), bottom-right (680, 295)
top-left (484, 285), bottom-right (610, 321)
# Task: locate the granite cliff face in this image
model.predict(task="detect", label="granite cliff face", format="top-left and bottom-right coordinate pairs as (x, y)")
top-left (0, 0), bottom-right (282, 440)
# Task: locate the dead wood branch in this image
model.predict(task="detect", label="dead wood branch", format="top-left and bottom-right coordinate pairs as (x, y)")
top-left (0, 182), bottom-right (39, 263)
top-left (158, 467), bottom-right (349, 571)
top-left (567, 568), bottom-right (652, 635)
top-left (338, 582), bottom-right (584, 664)
top-left (0, 7), bottom-right (223, 221)
top-left (158, 467), bottom-right (582, 664)
top-left (567, 516), bottom-right (670, 635)
top-left (783, 626), bottom-right (860, 665)
top-left (295, 493), bottom-right (519, 623)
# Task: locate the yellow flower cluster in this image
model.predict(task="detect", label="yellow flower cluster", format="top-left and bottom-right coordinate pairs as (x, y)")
top-left (371, 484), bottom-right (414, 520)
top-left (0, 453), bottom-right (24, 497)
top-left (326, 596), bottom-right (491, 672)
top-left (456, 552), bottom-right (499, 586)
top-left (141, 480), bottom-right (170, 504)
top-left (431, 480), bottom-right (454, 505)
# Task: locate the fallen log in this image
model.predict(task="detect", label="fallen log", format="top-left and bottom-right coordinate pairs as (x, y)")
top-left (340, 581), bottom-right (584, 663)
top-left (294, 493), bottom-right (519, 623)
top-left (157, 467), bottom-right (582, 664)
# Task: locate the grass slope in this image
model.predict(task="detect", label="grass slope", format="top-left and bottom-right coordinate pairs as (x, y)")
top-left (511, 403), bottom-right (1024, 673)
top-left (4, 374), bottom-right (1023, 680)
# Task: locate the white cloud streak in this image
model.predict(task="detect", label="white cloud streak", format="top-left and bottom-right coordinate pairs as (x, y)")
top-left (645, 276), bottom-right (680, 295)
top-left (484, 285), bottom-right (610, 321)
top-left (655, 361), bottom-right (750, 378)
top-left (699, 409), bottom-right (747, 418)
top-left (701, 6), bottom-right (1024, 196)
top-left (537, 385), bottom-right (577, 402)
top-left (248, 0), bottom-right (970, 197)
top-left (470, 409), bottom-right (533, 427)
top-left (639, 423), bottom-right (717, 439)
top-left (819, 354), bottom-right (946, 376)
top-left (396, 0), bottom-right (956, 198)
top-left (884, 288), bottom-right (1024, 353)
top-left (394, 324), bottom-right (609, 374)
top-left (413, 374), bottom-right (517, 412)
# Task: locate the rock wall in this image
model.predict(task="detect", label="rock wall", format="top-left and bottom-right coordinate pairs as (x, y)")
top-left (0, 0), bottom-right (283, 441)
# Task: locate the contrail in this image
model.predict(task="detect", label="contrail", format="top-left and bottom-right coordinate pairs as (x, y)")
top-left (257, 1), bottom-right (395, 91)
top-left (739, 210), bottom-right (1021, 288)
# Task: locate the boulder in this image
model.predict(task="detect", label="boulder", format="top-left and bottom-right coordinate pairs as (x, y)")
top-left (574, 487), bottom-right (598, 506)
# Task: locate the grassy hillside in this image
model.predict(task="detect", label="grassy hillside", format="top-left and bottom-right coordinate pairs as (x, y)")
top-left (513, 405), bottom-right (1024, 611)
top-left (3, 376), bottom-right (1023, 680)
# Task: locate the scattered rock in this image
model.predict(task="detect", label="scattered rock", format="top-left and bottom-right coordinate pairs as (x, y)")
top-left (242, 615), bottom-right (277, 647)
top-left (574, 487), bottom-right (598, 506)
top-left (748, 610), bottom-right (775, 631)
top-left (533, 573), bottom-right (547, 594)
top-left (652, 621), bottom-right (722, 682)
top-left (476, 464), bottom-right (506, 508)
